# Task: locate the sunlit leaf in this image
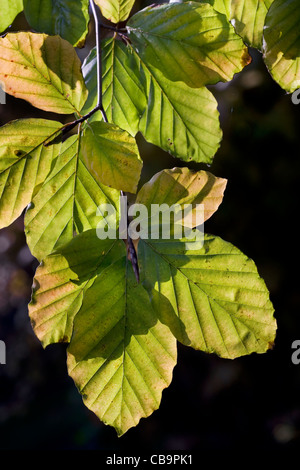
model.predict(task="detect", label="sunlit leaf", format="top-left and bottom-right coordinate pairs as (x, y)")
top-left (81, 39), bottom-right (146, 137)
top-left (0, 118), bottom-right (62, 229)
top-left (25, 132), bottom-right (120, 260)
top-left (263, 0), bottom-right (300, 93)
top-left (136, 167), bottom-right (227, 224)
top-left (230, 0), bottom-right (274, 49)
top-left (29, 230), bottom-right (177, 436)
top-left (29, 234), bottom-right (124, 346)
top-left (82, 38), bottom-right (222, 164)
top-left (195, 0), bottom-right (231, 18)
top-left (139, 234), bottom-right (276, 359)
top-left (23, 0), bottom-right (90, 47)
top-left (94, 0), bottom-right (135, 24)
top-left (80, 121), bottom-right (143, 193)
top-left (194, 0), bottom-right (274, 48)
top-left (0, 0), bottom-right (23, 34)
top-left (127, 2), bottom-right (251, 88)
top-left (0, 32), bottom-right (88, 113)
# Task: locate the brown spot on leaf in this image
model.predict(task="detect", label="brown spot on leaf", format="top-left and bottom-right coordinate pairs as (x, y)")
top-left (241, 48), bottom-right (252, 68)
top-left (14, 150), bottom-right (25, 157)
top-left (58, 336), bottom-right (69, 343)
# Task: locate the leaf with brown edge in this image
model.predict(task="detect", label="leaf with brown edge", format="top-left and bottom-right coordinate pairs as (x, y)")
top-left (136, 167), bottom-right (227, 225)
top-left (29, 229), bottom-right (177, 436)
top-left (0, 32), bottom-right (88, 114)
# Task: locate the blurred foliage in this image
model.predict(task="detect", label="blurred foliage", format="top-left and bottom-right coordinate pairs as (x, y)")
top-left (0, 7), bottom-right (300, 451)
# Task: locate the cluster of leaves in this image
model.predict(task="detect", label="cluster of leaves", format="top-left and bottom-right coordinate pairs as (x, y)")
top-left (0, 0), bottom-right (298, 435)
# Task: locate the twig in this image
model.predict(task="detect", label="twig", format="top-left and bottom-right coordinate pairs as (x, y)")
top-left (121, 190), bottom-right (140, 283)
top-left (90, 0), bottom-right (108, 123)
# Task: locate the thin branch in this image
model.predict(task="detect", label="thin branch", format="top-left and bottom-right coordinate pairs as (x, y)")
top-left (100, 23), bottom-right (127, 34)
top-left (45, 0), bottom-right (110, 145)
top-left (121, 190), bottom-right (140, 283)
top-left (90, 0), bottom-right (108, 123)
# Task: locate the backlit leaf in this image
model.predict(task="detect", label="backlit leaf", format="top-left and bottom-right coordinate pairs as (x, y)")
top-left (230, 0), bottom-right (274, 49)
top-left (0, 118), bottom-right (62, 229)
top-left (29, 234), bottom-right (124, 346)
top-left (263, 0), bottom-right (300, 93)
top-left (81, 39), bottom-right (146, 137)
top-left (82, 38), bottom-right (222, 164)
top-left (139, 234), bottom-right (276, 359)
top-left (25, 132), bottom-right (120, 260)
top-left (0, 32), bottom-right (88, 113)
top-left (136, 167), bottom-right (227, 223)
top-left (80, 121), bottom-right (143, 193)
top-left (94, 0), bottom-right (135, 24)
top-left (0, 0), bottom-right (23, 34)
top-left (23, 0), bottom-right (90, 47)
top-left (196, 0), bottom-right (231, 18)
top-left (127, 2), bottom-right (251, 88)
top-left (29, 230), bottom-right (177, 436)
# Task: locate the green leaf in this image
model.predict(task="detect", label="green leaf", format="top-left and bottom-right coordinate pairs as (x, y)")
top-left (29, 230), bottom-right (177, 436)
top-left (0, 32), bottom-right (88, 114)
top-left (0, 118), bottom-right (62, 229)
top-left (94, 0), bottom-right (135, 24)
top-left (0, 0), bottom-right (23, 34)
top-left (80, 121), bottom-right (143, 193)
top-left (211, 0), bottom-right (231, 17)
top-left (82, 38), bottom-right (222, 164)
top-left (136, 167), bottom-right (227, 224)
top-left (194, 0), bottom-right (231, 18)
top-left (81, 39), bottom-right (146, 137)
top-left (230, 0), bottom-right (274, 49)
top-left (194, 0), bottom-right (274, 48)
top-left (263, 0), bottom-right (300, 93)
top-left (136, 54), bottom-right (222, 164)
top-left (24, 132), bottom-right (120, 260)
top-left (139, 234), bottom-right (276, 359)
top-left (127, 2), bottom-right (251, 88)
top-left (23, 0), bottom-right (90, 47)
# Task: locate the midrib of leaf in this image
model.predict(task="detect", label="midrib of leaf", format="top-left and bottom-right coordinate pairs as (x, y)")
top-left (26, 143), bottom-right (76, 251)
top-left (71, 129), bottom-right (80, 235)
top-left (120, 257), bottom-right (129, 426)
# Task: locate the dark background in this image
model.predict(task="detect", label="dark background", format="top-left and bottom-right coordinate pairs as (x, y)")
top-left (0, 7), bottom-right (300, 452)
